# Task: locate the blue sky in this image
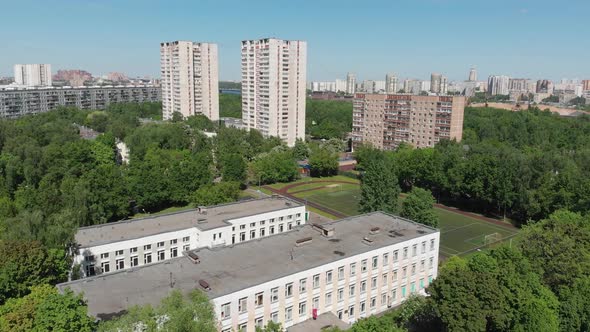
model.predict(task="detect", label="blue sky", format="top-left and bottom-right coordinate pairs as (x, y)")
top-left (1, 0), bottom-right (588, 81)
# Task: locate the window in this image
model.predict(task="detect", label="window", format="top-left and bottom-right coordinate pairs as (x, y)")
top-left (286, 283), bottom-right (293, 298)
top-left (313, 274), bottom-right (320, 289)
top-left (429, 257), bottom-right (434, 269)
top-left (325, 292), bottom-right (332, 307)
top-left (393, 250), bottom-right (399, 262)
top-left (401, 285), bottom-right (407, 298)
top-left (240, 232), bottom-right (246, 241)
top-left (213, 233), bottom-right (217, 241)
top-left (219, 303), bottom-right (231, 321)
top-left (259, 228), bottom-right (265, 237)
top-left (296, 213), bottom-right (301, 217)
top-left (250, 230), bottom-right (256, 239)
top-left (239, 297), bottom-right (247, 313)
top-left (270, 218), bottom-right (275, 223)
top-left (430, 239), bottom-right (435, 251)
top-left (84, 256), bottom-right (94, 263)
top-left (337, 310), bottom-right (343, 319)
top-left (157, 241), bottom-right (165, 248)
top-left (260, 220), bottom-right (265, 226)
top-left (170, 239), bottom-right (177, 245)
top-left (183, 236), bottom-right (190, 242)
top-left (312, 296), bottom-right (319, 309)
top-left (100, 253), bottom-right (109, 259)
top-left (144, 253), bottom-right (152, 264)
top-left (403, 247), bottom-right (408, 259)
top-left (360, 280), bottom-right (367, 293)
top-left (412, 244), bottom-right (417, 257)
top-left (411, 264), bottom-right (416, 276)
top-left (271, 311), bottom-right (279, 323)
top-left (382, 273), bottom-right (388, 286)
top-left (255, 292), bottom-right (264, 307)
top-left (130, 256), bottom-right (138, 267)
top-left (288, 222), bottom-right (293, 230)
top-left (116, 250), bottom-right (124, 256)
top-left (360, 300), bottom-right (366, 314)
top-left (326, 270), bottom-right (333, 284)
top-left (183, 244), bottom-right (189, 252)
top-left (285, 306), bottom-right (293, 321)
top-left (420, 278), bottom-right (425, 289)
top-left (421, 241), bottom-right (426, 254)
top-left (402, 266), bottom-right (407, 278)
top-left (392, 289), bottom-right (397, 302)
top-left (349, 305), bottom-right (355, 317)
top-left (420, 260), bottom-right (425, 271)
top-left (429, 275), bottom-right (433, 283)
top-left (240, 224), bottom-right (245, 230)
top-left (338, 266), bottom-right (345, 280)
top-left (85, 265), bottom-right (95, 276)
top-left (270, 226), bottom-right (275, 234)
top-left (116, 259), bottom-right (124, 270)
top-left (393, 269), bottom-right (398, 280)
top-left (350, 262), bottom-right (357, 276)
top-left (279, 224), bottom-right (284, 233)
top-left (361, 259), bottom-right (368, 273)
top-left (271, 287), bottom-right (279, 303)
top-left (157, 250), bottom-right (165, 261)
top-left (170, 247), bottom-right (178, 258)
top-left (144, 245), bottom-right (151, 251)
top-left (383, 253), bottom-right (389, 266)
top-left (238, 323), bottom-right (247, 331)
top-left (411, 282), bottom-right (416, 293)
top-left (370, 296), bottom-right (376, 308)
top-left (250, 222), bottom-right (256, 228)
top-left (299, 301), bottom-right (307, 316)
top-left (349, 284), bottom-right (355, 297)
top-left (255, 317), bottom-right (263, 328)
top-left (372, 256), bottom-right (378, 269)
top-left (279, 217), bottom-right (284, 221)
top-left (337, 288), bottom-right (344, 302)
top-left (299, 278), bottom-right (307, 293)
top-left (381, 293), bottom-right (387, 305)
top-left (371, 276), bottom-right (377, 289)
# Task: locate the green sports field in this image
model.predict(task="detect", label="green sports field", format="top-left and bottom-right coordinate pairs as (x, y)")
top-left (282, 178), bottom-right (519, 258)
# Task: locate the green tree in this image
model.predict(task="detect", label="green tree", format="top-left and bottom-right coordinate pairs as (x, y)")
top-left (193, 182), bottom-right (241, 206)
top-left (292, 139), bottom-right (310, 160)
top-left (220, 153), bottom-right (247, 183)
top-left (256, 321), bottom-right (284, 332)
top-left (400, 187), bottom-right (439, 227)
top-left (250, 151), bottom-right (299, 185)
top-left (359, 154), bottom-right (400, 213)
top-left (308, 148), bottom-right (339, 177)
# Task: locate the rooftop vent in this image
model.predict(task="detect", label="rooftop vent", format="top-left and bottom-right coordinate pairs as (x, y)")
top-left (362, 236), bottom-right (375, 245)
top-left (197, 206), bottom-right (208, 215)
top-left (199, 279), bottom-right (211, 291)
top-left (313, 224), bottom-right (335, 237)
top-left (271, 194), bottom-right (280, 199)
top-left (333, 250), bottom-right (345, 256)
top-left (187, 252), bottom-right (200, 264)
top-left (285, 201), bottom-right (292, 206)
top-left (295, 237), bottom-right (313, 247)
top-left (369, 227), bottom-right (381, 235)
top-left (197, 218), bottom-right (207, 224)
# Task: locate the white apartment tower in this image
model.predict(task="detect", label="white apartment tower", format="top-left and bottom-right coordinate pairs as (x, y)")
top-left (241, 38), bottom-right (307, 147)
top-left (468, 67), bottom-right (477, 82)
top-left (160, 41), bottom-right (219, 121)
top-left (385, 73), bottom-right (398, 94)
top-left (346, 72), bottom-right (356, 94)
top-left (14, 64), bottom-right (52, 87)
top-left (488, 75), bottom-right (510, 95)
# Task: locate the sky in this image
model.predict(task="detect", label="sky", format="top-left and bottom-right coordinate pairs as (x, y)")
top-left (1, 0), bottom-right (589, 82)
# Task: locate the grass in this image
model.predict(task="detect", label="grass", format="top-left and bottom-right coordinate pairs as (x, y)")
top-left (267, 175), bottom-right (359, 190)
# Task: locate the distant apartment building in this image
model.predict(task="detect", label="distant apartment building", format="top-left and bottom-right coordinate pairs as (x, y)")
top-left (60, 212), bottom-right (440, 331)
top-left (468, 67), bottom-right (477, 82)
top-left (335, 79), bottom-right (347, 93)
top-left (430, 73), bottom-right (448, 94)
top-left (582, 80), bottom-right (590, 91)
top-left (352, 94), bottom-right (465, 150)
top-left (385, 74), bottom-right (398, 94)
top-left (160, 41), bottom-right (219, 121)
top-left (346, 73), bottom-right (356, 94)
top-left (487, 75), bottom-right (510, 95)
top-left (73, 197), bottom-right (306, 278)
top-left (311, 81), bottom-right (336, 92)
top-left (53, 69), bottom-right (93, 87)
top-left (14, 64), bottom-right (52, 87)
top-left (536, 80), bottom-right (553, 94)
top-left (241, 38), bottom-right (306, 147)
top-left (0, 85), bottom-right (161, 118)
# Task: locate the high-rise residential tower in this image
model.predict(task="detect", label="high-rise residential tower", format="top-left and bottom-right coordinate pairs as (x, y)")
top-left (14, 64), bottom-right (52, 87)
top-left (346, 72), bottom-right (356, 94)
top-left (487, 75), bottom-right (510, 95)
top-left (430, 73), bottom-right (442, 93)
top-left (160, 41), bottom-right (219, 121)
top-left (385, 73), bottom-right (398, 93)
top-left (468, 67), bottom-right (477, 82)
top-left (241, 38), bottom-right (307, 147)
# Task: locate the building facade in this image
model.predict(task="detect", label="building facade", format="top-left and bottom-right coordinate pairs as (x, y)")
top-left (385, 74), bottom-right (398, 94)
top-left (582, 80), bottom-right (590, 91)
top-left (14, 64), bottom-right (52, 87)
top-left (352, 94), bottom-right (465, 150)
top-left (468, 67), bottom-right (477, 82)
top-left (160, 41), bottom-right (219, 121)
top-left (73, 197), bottom-right (306, 278)
top-left (487, 75), bottom-right (510, 95)
top-left (346, 73), bottom-right (356, 95)
top-left (241, 38), bottom-right (306, 147)
top-left (0, 85), bottom-right (161, 118)
top-left (59, 212), bottom-right (440, 332)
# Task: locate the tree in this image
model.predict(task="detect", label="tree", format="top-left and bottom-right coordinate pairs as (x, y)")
top-left (185, 114), bottom-right (216, 132)
top-left (308, 148), bottom-right (338, 177)
top-left (98, 290), bottom-right (216, 332)
top-left (250, 151), bottom-right (299, 185)
top-left (220, 153), bottom-right (247, 183)
top-left (0, 240), bottom-right (69, 305)
top-left (400, 187), bottom-right (439, 227)
top-left (193, 182), bottom-right (240, 206)
top-left (359, 154), bottom-right (400, 213)
top-left (292, 139), bottom-right (310, 160)
top-left (256, 321), bottom-right (284, 332)
top-left (0, 284), bottom-right (95, 332)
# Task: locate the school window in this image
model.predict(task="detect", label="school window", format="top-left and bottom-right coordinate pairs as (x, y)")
top-left (411, 264), bottom-right (416, 276)
top-left (402, 266), bottom-right (407, 278)
top-left (392, 289), bottom-right (397, 302)
top-left (157, 250), bottom-right (165, 261)
top-left (372, 256), bottom-right (378, 269)
top-left (326, 270), bottom-right (333, 284)
top-left (429, 257), bottom-right (434, 269)
top-left (337, 310), bottom-right (343, 319)
top-left (360, 301), bottom-right (366, 314)
top-left (170, 239), bottom-right (177, 245)
top-left (238, 324), bottom-right (247, 331)
top-left (144, 253), bottom-right (152, 264)
top-left (350, 263), bottom-right (357, 276)
top-left (299, 301), bottom-right (307, 316)
top-left (100, 253), bottom-right (109, 259)
top-left (170, 247), bottom-right (178, 258)
top-left (271, 311), bottom-right (279, 323)
top-left (430, 239), bottom-right (435, 251)
top-left (220, 303), bottom-right (231, 319)
top-left (299, 278), bottom-right (307, 293)
top-left (361, 259), bottom-right (368, 273)
top-left (420, 260), bottom-right (425, 271)
top-left (143, 245), bottom-right (151, 251)
top-left (370, 296), bottom-right (376, 308)
top-left (250, 230), bottom-right (256, 239)
top-left (403, 247), bottom-right (408, 259)
top-left (371, 277), bottom-right (377, 289)
top-left (183, 236), bottom-right (190, 242)
top-left (130, 247), bottom-right (137, 253)
top-left (270, 287), bottom-right (279, 303)
top-left (239, 297), bottom-right (247, 313)
top-left (240, 224), bottom-right (246, 230)
top-left (360, 280), bottom-right (367, 293)
top-left (255, 317), bottom-right (264, 328)
top-left (240, 232), bottom-right (246, 241)
top-left (313, 274), bottom-right (320, 289)
top-left (312, 296), bottom-right (319, 309)
top-left (381, 293), bottom-right (387, 305)
top-left (412, 244), bottom-right (417, 257)
top-left (393, 269), bottom-right (398, 280)
top-left (393, 250), bottom-right (398, 262)
top-left (116, 259), bottom-right (124, 270)
top-left (402, 285), bottom-right (407, 298)
top-left (259, 228), bottom-right (265, 237)
top-left (255, 292), bottom-right (264, 307)
top-left (250, 222), bottom-right (256, 228)
top-left (421, 241), bottom-right (426, 254)
top-left (260, 220), bottom-right (265, 226)
top-left (325, 292), bottom-right (332, 307)
top-left (382, 273), bottom-right (388, 286)
top-left (337, 288), bottom-right (344, 302)
top-left (130, 256), bottom-right (138, 267)
top-left (279, 224), bottom-right (284, 232)
top-left (411, 282), bottom-right (416, 293)
top-left (270, 225), bottom-right (275, 234)
top-left (183, 244), bottom-right (189, 252)
top-left (383, 253), bottom-right (389, 266)
top-left (116, 250), bottom-right (124, 256)
top-left (349, 284), bottom-right (355, 297)
top-left (338, 266), bottom-right (345, 280)
top-left (157, 241), bottom-right (165, 248)
top-left (349, 305), bottom-right (355, 316)
top-left (285, 306), bottom-right (293, 321)
top-left (285, 283), bottom-right (294, 297)
top-left (420, 278), bottom-right (425, 289)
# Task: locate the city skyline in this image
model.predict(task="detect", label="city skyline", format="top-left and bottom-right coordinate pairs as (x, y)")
top-left (1, 0), bottom-right (589, 81)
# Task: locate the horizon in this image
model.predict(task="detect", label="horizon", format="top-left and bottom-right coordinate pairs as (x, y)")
top-left (1, 0), bottom-right (589, 82)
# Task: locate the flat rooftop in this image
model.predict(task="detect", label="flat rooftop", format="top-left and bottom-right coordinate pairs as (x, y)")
top-left (75, 196), bottom-right (303, 248)
top-left (59, 212), bottom-right (437, 319)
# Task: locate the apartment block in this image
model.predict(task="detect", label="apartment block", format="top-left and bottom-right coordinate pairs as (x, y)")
top-left (0, 85), bottom-right (161, 118)
top-left (352, 94), bottom-right (465, 150)
top-left (241, 38), bottom-right (306, 147)
top-left (160, 41), bottom-right (219, 121)
top-left (73, 197), bottom-right (306, 278)
top-left (14, 64), bottom-right (52, 87)
top-left (59, 212), bottom-right (440, 332)
top-left (487, 75), bottom-right (510, 95)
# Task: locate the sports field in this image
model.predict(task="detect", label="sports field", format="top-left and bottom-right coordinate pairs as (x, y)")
top-left (268, 177), bottom-right (519, 258)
